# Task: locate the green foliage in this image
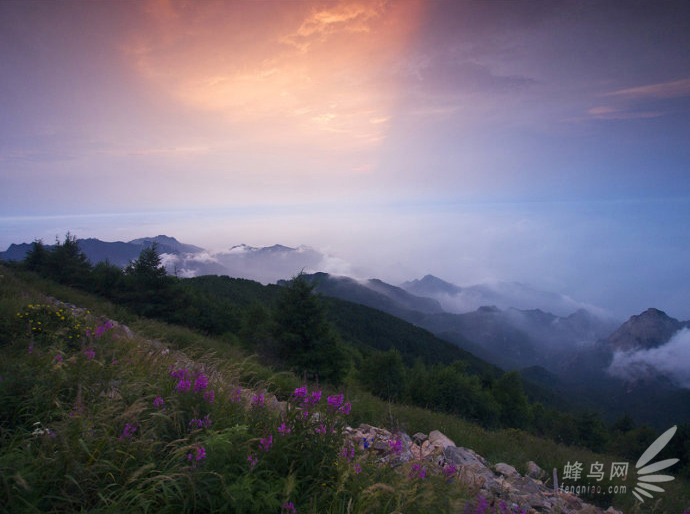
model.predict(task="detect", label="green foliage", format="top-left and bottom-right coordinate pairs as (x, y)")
top-left (359, 349), bottom-right (406, 401)
top-left (273, 274), bottom-right (350, 385)
top-left (493, 371), bottom-right (532, 429)
top-left (0, 277), bottom-right (472, 512)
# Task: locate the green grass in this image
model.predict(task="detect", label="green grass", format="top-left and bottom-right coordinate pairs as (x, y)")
top-left (1, 265), bottom-right (688, 513)
top-left (0, 266), bottom-right (471, 513)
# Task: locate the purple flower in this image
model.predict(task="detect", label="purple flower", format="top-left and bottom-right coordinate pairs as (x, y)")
top-left (153, 396), bottom-right (165, 408)
top-left (231, 388), bottom-right (242, 403)
top-left (251, 393), bottom-right (264, 408)
top-left (361, 437), bottom-right (370, 449)
top-left (193, 373), bottom-right (208, 392)
top-left (281, 501), bottom-right (296, 514)
top-left (353, 463), bottom-right (362, 474)
top-left (293, 386), bottom-right (307, 400)
top-left (203, 389), bottom-right (215, 403)
top-left (278, 422), bottom-right (291, 436)
top-left (442, 464), bottom-right (457, 479)
top-left (327, 394), bottom-right (344, 410)
top-left (84, 349), bottom-right (95, 360)
top-left (247, 453), bottom-right (258, 470)
top-left (339, 444), bottom-right (355, 462)
top-left (28, 345), bottom-right (33, 354)
top-left (188, 414), bottom-right (212, 430)
top-left (340, 402), bottom-right (351, 415)
top-left (118, 423), bottom-right (137, 441)
top-left (176, 379), bottom-right (192, 393)
top-left (54, 354), bottom-right (64, 363)
top-left (316, 423), bottom-right (327, 435)
top-left (111, 359), bottom-right (118, 365)
top-left (409, 464), bottom-right (427, 480)
top-left (307, 390), bottom-right (322, 405)
top-left (259, 434), bottom-right (273, 452)
top-left (389, 439), bottom-right (402, 454)
top-left (187, 445), bottom-right (206, 468)
top-left (170, 368), bottom-right (190, 380)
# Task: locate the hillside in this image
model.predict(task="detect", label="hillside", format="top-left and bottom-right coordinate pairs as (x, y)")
top-left (3, 265), bottom-right (690, 512)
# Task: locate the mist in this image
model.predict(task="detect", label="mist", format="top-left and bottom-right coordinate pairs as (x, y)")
top-left (2, 197), bottom-right (690, 321)
top-left (607, 328), bottom-right (690, 388)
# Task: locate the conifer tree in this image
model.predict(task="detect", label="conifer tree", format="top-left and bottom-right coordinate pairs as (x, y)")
top-left (273, 273), bottom-right (348, 384)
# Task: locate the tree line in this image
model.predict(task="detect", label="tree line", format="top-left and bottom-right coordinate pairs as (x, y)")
top-left (11, 235), bottom-right (689, 473)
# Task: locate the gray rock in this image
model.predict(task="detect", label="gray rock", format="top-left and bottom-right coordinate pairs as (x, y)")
top-left (428, 430), bottom-right (456, 449)
top-left (525, 460), bottom-right (545, 480)
top-left (495, 462), bottom-right (519, 478)
top-left (412, 432), bottom-right (427, 445)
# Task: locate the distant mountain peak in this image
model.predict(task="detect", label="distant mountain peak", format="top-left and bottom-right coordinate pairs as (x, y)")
top-left (401, 274), bottom-right (462, 297)
top-left (606, 307), bottom-right (687, 352)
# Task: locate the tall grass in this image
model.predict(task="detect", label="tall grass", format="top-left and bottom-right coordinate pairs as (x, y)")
top-left (1, 265), bottom-right (688, 513)
top-left (0, 266), bottom-right (470, 513)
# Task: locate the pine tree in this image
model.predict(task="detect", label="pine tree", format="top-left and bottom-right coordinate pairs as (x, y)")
top-left (273, 273), bottom-right (348, 384)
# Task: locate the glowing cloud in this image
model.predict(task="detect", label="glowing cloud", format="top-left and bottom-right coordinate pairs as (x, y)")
top-left (124, 1), bottom-right (425, 156)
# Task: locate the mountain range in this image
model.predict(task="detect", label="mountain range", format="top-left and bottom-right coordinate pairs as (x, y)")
top-left (3, 235), bottom-right (689, 426)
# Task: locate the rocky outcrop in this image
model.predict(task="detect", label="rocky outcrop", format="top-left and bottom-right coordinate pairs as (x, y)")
top-left (606, 308), bottom-right (688, 352)
top-left (345, 424), bottom-right (623, 514)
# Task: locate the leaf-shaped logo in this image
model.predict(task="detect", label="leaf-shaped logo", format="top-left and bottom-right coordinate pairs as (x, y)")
top-left (632, 425), bottom-right (679, 503)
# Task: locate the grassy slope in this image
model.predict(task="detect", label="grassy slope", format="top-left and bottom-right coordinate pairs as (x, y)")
top-left (1, 266), bottom-right (688, 513)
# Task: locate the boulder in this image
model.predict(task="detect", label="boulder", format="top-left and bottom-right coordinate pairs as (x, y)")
top-left (428, 430), bottom-right (456, 449)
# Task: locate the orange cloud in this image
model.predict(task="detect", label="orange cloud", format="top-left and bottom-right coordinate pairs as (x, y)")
top-left (124, 1), bottom-right (425, 158)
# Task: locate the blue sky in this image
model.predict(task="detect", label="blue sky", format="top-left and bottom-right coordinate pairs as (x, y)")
top-left (1, 1), bottom-right (689, 320)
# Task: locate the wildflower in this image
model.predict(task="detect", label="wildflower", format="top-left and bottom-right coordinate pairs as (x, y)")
top-left (463, 495), bottom-right (489, 514)
top-left (251, 393), bottom-right (264, 408)
top-left (259, 434), bottom-right (273, 452)
top-left (353, 463), bottom-right (362, 474)
top-left (193, 373), bottom-right (208, 392)
top-left (327, 394), bottom-right (343, 410)
top-left (389, 439), bottom-right (402, 454)
top-left (340, 402), bottom-right (351, 415)
top-left (153, 396), bottom-right (165, 408)
top-left (84, 349), bottom-right (95, 360)
top-left (442, 464), bottom-right (457, 480)
top-left (278, 422), bottom-right (291, 436)
top-left (339, 444), bottom-right (355, 462)
top-left (170, 368), bottom-right (190, 380)
top-left (118, 423), bottom-right (137, 441)
top-left (409, 464), bottom-right (427, 480)
top-left (28, 345), bottom-right (33, 354)
top-left (54, 354), bottom-right (63, 363)
top-left (361, 437), bottom-right (370, 449)
top-left (187, 445), bottom-right (206, 468)
top-left (281, 501), bottom-right (296, 513)
top-left (188, 414), bottom-right (212, 430)
top-left (293, 386), bottom-right (307, 400)
top-left (111, 359), bottom-right (118, 365)
top-left (176, 379), bottom-right (192, 393)
top-left (231, 388), bottom-right (242, 403)
top-left (247, 453), bottom-right (258, 470)
top-left (301, 409), bottom-right (309, 421)
top-left (203, 389), bottom-right (215, 403)
top-left (307, 390), bottom-right (322, 405)
top-left (316, 423), bottom-right (327, 435)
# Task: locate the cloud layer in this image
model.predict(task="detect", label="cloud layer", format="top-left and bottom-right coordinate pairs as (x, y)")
top-left (608, 328), bottom-right (690, 388)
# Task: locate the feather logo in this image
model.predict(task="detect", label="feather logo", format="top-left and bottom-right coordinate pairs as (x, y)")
top-left (632, 425), bottom-right (679, 503)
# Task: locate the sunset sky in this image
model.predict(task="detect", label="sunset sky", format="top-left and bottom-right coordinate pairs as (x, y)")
top-left (1, 1), bottom-right (689, 319)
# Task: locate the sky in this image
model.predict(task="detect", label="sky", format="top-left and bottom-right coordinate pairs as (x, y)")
top-left (1, 1), bottom-right (689, 320)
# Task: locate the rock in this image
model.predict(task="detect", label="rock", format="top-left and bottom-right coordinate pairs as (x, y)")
top-left (495, 462), bottom-right (519, 478)
top-left (428, 430), bottom-right (455, 449)
top-left (525, 460), bottom-right (545, 480)
top-left (412, 432), bottom-right (427, 445)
